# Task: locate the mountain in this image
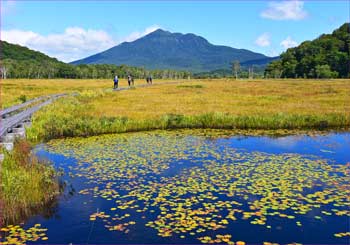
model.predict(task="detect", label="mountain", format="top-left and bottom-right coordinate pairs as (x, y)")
top-left (0, 40), bottom-right (191, 79)
top-left (265, 23), bottom-right (350, 78)
top-left (72, 29), bottom-right (275, 72)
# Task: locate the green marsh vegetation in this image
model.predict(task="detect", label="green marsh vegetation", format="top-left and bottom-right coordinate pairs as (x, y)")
top-left (0, 139), bottom-right (60, 224)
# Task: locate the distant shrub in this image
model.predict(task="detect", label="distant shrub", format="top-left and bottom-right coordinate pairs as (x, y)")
top-left (18, 95), bottom-right (27, 103)
top-left (177, 84), bottom-right (204, 89)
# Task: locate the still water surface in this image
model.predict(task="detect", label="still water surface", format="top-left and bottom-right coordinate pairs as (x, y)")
top-left (19, 130), bottom-right (350, 244)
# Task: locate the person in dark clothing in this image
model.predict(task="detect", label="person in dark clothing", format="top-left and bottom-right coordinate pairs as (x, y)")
top-left (127, 75), bottom-right (132, 86)
top-left (146, 75), bottom-right (152, 84)
top-left (113, 75), bottom-right (119, 89)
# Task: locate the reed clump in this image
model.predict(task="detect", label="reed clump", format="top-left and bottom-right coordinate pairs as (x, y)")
top-left (0, 139), bottom-right (59, 223)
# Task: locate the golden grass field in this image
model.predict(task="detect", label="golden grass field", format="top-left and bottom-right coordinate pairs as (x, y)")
top-left (1, 79), bottom-right (185, 108)
top-left (89, 79), bottom-right (350, 119)
top-left (2, 78), bottom-right (350, 117)
top-left (1, 79), bottom-right (126, 108)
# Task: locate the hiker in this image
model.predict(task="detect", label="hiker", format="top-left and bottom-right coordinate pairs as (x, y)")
top-left (113, 75), bottom-right (119, 89)
top-left (146, 75), bottom-right (152, 84)
top-left (127, 75), bottom-right (132, 86)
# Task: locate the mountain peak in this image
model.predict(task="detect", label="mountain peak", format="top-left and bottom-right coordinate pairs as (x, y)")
top-left (143, 29), bottom-right (209, 46)
top-left (72, 29), bottom-right (270, 72)
top-left (147, 28), bottom-right (171, 36)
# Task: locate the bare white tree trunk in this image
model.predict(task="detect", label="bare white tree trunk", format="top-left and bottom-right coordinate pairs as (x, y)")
top-left (0, 67), bottom-right (7, 79)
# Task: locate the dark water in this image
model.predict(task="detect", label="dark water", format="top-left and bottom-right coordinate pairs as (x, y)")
top-left (9, 131), bottom-right (350, 244)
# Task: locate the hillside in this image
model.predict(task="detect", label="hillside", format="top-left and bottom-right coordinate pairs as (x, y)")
top-left (265, 23), bottom-right (350, 78)
top-left (0, 40), bottom-right (190, 79)
top-left (0, 40), bottom-right (74, 78)
top-left (72, 29), bottom-right (275, 72)
top-left (0, 40), bottom-right (62, 64)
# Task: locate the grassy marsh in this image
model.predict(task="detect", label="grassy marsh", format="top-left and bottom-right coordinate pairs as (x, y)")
top-left (89, 79), bottom-right (350, 119)
top-left (1, 79), bottom-right (187, 109)
top-left (0, 139), bottom-right (59, 223)
top-left (23, 79), bottom-right (350, 141)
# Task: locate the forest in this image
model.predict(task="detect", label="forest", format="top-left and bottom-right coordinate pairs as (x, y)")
top-left (265, 23), bottom-right (349, 79)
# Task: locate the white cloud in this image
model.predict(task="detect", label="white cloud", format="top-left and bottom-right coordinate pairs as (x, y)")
top-left (123, 25), bottom-right (161, 42)
top-left (1, 27), bottom-right (116, 62)
top-left (266, 136), bottom-right (301, 149)
top-left (261, 0), bottom-right (308, 20)
top-left (0, 25), bottom-right (160, 62)
top-left (255, 33), bottom-right (271, 47)
top-left (280, 36), bottom-right (298, 49)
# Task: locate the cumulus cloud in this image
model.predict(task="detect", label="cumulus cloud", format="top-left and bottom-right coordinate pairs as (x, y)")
top-left (1, 27), bottom-right (116, 62)
top-left (280, 36), bottom-right (298, 49)
top-left (0, 25), bottom-right (161, 62)
top-left (123, 25), bottom-right (161, 42)
top-left (255, 33), bottom-right (271, 47)
top-left (261, 0), bottom-right (308, 20)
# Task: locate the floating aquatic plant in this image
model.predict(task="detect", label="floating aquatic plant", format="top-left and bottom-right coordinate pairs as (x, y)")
top-left (41, 130), bottom-right (350, 244)
top-left (0, 224), bottom-right (48, 245)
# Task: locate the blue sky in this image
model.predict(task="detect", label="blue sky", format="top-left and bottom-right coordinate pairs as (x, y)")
top-left (1, 1), bottom-right (349, 62)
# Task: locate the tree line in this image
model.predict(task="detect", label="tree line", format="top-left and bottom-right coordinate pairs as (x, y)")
top-left (0, 59), bottom-right (192, 79)
top-left (193, 64), bottom-right (265, 79)
top-left (265, 23), bottom-right (349, 79)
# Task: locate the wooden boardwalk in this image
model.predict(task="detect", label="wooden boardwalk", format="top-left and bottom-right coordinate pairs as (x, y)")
top-left (0, 94), bottom-right (66, 138)
top-left (0, 96), bottom-right (49, 118)
top-left (1, 81), bottom-right (186, 141)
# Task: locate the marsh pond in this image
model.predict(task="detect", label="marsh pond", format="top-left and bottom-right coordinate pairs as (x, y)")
top-left (2, 130), bottom-right (350, 244)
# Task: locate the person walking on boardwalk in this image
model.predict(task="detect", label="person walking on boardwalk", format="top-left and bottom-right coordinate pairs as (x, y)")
top-left (146, 75), bottom-right (152, 84)
top-left (127, 75), bottom-right (132, 87)
top-left (113, 75), bottom-right (119, 89)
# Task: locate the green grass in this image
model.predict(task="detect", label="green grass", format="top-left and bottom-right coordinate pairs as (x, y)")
top-left (0, 139), bottom-right (60, 223)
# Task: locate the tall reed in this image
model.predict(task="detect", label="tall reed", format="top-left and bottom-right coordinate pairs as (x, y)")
top-left (0, 139), bottom-right (59, 223)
